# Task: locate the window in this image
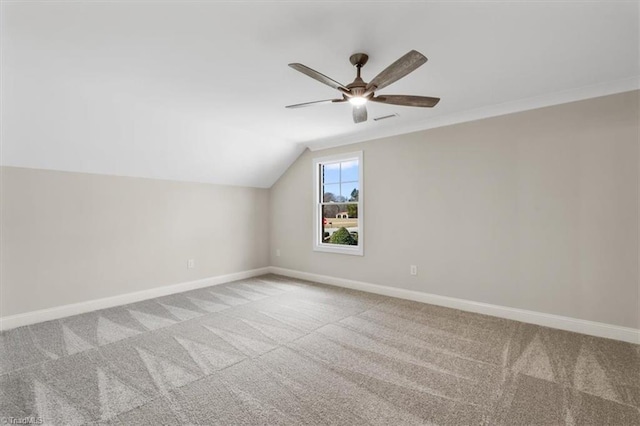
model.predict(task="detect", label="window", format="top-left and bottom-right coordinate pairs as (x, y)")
top-left (313, 151), bottom-right (363, 255)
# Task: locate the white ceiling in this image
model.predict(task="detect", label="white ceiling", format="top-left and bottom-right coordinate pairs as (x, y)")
top-left (2, 1), bottom-right (638, 188)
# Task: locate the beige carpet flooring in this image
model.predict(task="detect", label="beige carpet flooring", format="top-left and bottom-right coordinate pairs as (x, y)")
top-left (1, 274), bottom-right (639, 425)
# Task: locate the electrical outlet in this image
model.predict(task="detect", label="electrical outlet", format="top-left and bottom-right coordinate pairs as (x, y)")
top-left (188, 259), bottom-right (195, 269)
top-left (276, 249), bottom-right (281, 257)
top-left (410, 265), bottom-right (417, 276)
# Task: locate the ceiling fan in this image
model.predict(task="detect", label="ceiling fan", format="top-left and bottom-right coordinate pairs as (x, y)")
top-left (286, 50), bottom-right (440, 124)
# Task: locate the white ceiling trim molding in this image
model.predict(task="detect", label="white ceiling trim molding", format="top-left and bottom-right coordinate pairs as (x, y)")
top-left (305, 76), bottom-right (640, 151)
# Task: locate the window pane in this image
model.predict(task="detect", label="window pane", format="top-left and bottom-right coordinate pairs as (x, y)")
top-left (322, 184), bottom-right (341, 202)
top-left (321, 204), bottom-right (359, 246)
top-left (341, 182), bottom-right (359, 201)
top-left (341, 160), bottom-right (359, 182)
top-left (322, 163), bottom-right (340, 184)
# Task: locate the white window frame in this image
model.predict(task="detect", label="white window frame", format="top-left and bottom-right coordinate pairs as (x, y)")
top-left (313, 151), bottom-right (364, 256)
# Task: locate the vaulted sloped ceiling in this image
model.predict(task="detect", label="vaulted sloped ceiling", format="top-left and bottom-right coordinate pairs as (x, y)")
top-left (2, 2), bottom-right (638, 188)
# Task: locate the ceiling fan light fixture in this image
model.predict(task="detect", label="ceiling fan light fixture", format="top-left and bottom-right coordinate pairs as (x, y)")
top-left (348, 96), bottom-right (367, 106)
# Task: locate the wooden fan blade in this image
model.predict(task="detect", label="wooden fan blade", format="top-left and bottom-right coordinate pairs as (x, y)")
top-left (289, 63), bottom-right (348, 91)
top-left (285, 99), bottom-right (346, 109)
top-left (352, 105), bottom-right (368, 123)
top-left (370, 95), bottom-right (440, 108)
top-left (365, 50), bottom-right (427, 92)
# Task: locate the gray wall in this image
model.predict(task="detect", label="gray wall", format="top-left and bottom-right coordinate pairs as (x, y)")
top-left (2, 91), bottom-right (638, 329)
top-left (270, 91), bottom-right (639, 329)
top-left (1, 167), bottom-right (270, 317)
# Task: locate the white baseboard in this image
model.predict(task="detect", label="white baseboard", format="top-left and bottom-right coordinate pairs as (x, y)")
top-left (269, 266), bottom-right (640, 344)
top-left (4, 265), bottom-right (638, 344)
top-left (0, 267), bottom-right (270, 331)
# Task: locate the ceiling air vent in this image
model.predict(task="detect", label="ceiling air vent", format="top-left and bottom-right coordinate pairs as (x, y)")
top-left (373, 113), bottom-right (398, 122)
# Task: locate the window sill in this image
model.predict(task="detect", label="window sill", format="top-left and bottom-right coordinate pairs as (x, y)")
top-left (313, 244), bottom-right (363, 256)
